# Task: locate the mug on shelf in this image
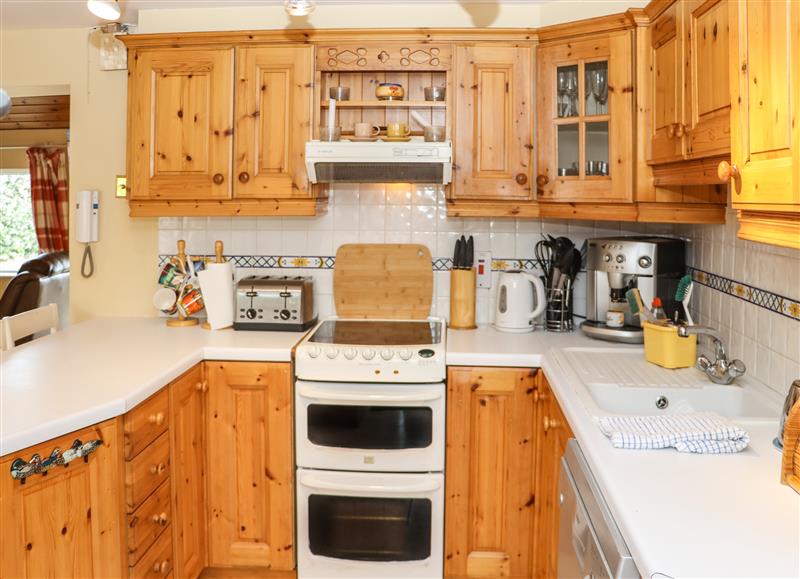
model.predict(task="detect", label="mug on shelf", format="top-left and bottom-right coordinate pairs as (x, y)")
top-left (386, 122), bottom-right (411, 138)
top-left (354, 122), bottom-right (381, 138)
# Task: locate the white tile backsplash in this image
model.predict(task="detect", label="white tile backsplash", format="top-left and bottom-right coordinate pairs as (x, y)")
top-left (689, 209), bottom-right (800, 396)
top-left (158, 187), bottom-right (800, 397)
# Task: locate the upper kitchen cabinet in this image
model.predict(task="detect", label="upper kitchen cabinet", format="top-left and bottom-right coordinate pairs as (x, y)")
top-left (450, 45), bottom-right (534, 207)
top-left (127, 48), bottom-right (234, 201)
top-left (536, 30), bottom-right (634, 207)
top-left (235, 46), bottom-right (313, 199)
top-left (122, 35), bottom-right (321, 217)
top-left (724, 0), bottom-right (800, 249)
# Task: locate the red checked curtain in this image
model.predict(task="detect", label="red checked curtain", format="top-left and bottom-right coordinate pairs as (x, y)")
top-left (27, 147), bottom-right (69, 253)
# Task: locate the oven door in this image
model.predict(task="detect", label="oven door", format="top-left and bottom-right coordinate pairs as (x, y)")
top-left (295, 380), bottom-right (445, 472)
top-left (297, 468), bottom-right (444, 579)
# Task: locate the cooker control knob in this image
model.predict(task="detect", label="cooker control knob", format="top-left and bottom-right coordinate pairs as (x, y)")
top-left (361, 348), bottom-right (376, 360)
top-left (325, 347), bottom-right (339, 359)
top-left (380, 348), bottom-right (394, 361)
top-left (638, 255), bottom-right (652, 268)
top-left (343, 347), bottom-right (357, 360)
top-left (307, 346), bottom-right (321, 359)
top-left (399, 348), bottom-right (413, 360)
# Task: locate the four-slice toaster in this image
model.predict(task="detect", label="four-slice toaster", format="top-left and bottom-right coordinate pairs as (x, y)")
top-left (234, 275), bottom-right (317, 331)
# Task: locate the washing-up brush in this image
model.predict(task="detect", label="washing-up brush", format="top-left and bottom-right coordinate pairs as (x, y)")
top-left (675, 274), bottom-right (694, 326)
top-left (626, 288), bottom-right (657, 324)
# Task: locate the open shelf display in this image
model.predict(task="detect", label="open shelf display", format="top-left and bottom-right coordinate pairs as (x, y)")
top-left (316, 70), bottom-right (450, 139)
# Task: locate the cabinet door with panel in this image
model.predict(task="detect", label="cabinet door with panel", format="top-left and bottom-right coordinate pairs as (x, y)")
top-left (234, 46), bottom-right (313, 198)
top-left (127, 48), bottom-right (234, 200)
top-left (727, 0), bottom-right (798, 209)
top-left (452, 45), bottom-right (533, 201)
top-left (444, 366), bottom-right (537, 578)
top-left (205, 361), bottom-right (294, 570)
top-left (647, 2), bottom-right (685, 164)
top-left (170, 364), bottom-right (207, 579)
top-left (537, 32), bottom-right (634, 203)
top-left (685, 0), bottom-right (730, 159)
top-left (0, 419), bottom-right (125, 579)
top-left (531, 373), bottom-right (574, 579)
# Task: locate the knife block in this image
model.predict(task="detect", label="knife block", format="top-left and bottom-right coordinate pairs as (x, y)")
top-left (449, 268), bottom-right (477, 329)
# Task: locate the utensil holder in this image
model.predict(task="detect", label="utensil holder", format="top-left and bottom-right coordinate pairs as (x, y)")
top-left (449, 268), bottom-right (476, 330)
top-left (545, 281), bottom-right (573, 332)
top-left (642, 322), bottom-right (696, 369)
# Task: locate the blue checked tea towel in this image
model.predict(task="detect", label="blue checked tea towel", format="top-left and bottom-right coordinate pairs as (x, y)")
top-left (596, 412), bottom-right (750, 454)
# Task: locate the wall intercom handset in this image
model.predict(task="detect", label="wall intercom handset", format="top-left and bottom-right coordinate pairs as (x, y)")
top-left (76, 190), bottom-right (99, 277)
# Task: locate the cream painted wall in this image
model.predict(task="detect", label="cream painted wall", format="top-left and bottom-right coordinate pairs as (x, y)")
top-left (0, 1), bottom-right (644, 321)
top-left (0, 28), bottom-right (157, 322)
top-left (137, 1), bottom-right (646, 33)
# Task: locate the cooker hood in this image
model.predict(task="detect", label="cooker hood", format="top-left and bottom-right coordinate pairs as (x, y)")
top-left (305, 140), bottom-right (452, 184)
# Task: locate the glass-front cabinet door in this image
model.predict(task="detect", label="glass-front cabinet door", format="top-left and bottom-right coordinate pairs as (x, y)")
top-left (537, 32), bottom-right (634, 203)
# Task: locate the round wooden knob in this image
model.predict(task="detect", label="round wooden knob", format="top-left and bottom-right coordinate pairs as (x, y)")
top-left (212, 173), bottom-right (224, 185)
top-left (148, 412), bottom-right (165, 426)
top-left (543, 416), bottom-right (560, 432)
top-left (238, 171), bottom-right (250, 184)
top-left (151, 512), bottom-right (168, 526)
top-left (717, 161), bottom-right (739, 184)
top-left (149, 463), bottom-right (167, 475)
top-left (153, 560), bottom-right (169, 575)
top-left (536, 174), bottom-right (549, 187)
top-left (667, 124), bottom-right (676, 138)
top-left (195, 381), bottom-right (208, 393)
top-left (515, 173), bottom-right (528, 185)
top-left (675, 123), bottom-right (686, 138)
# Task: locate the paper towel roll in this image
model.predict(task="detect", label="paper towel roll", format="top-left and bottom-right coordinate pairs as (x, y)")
top-left (198, 262), bottom-right (234, 330)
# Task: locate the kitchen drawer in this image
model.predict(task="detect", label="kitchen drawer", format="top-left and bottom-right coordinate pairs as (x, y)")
top-left (129, 522), bottom-right (173, 579)
top-left (126, 431), bottom-right (170, 513)
top-left (128, 478), bottom-right (172, 565)
top-left (125, 388), bottom-right (169, 460)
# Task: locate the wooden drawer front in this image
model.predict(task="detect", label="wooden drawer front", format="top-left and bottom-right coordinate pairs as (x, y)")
top-left (316, 43), bottom-right (451, 71)
top-left (125, 388), bottom-right (169, 460)
top-left (130, 522), bottom-right (173, 579)
top-left (128, 479), bottom-right (172, 565)
top-left (126, 431), bottom-right (170, 513)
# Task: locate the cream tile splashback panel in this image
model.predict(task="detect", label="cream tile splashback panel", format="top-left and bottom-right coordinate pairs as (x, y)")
top-left (684, 212), bottom-right (800, 397)
top-left (158, 184), bottom-right (671, 325)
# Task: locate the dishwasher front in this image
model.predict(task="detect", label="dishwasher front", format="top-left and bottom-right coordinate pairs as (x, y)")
top-left (557, 439), bottom-right (640, 579)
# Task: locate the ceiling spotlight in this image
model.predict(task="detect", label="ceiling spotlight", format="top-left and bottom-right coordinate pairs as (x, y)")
top-left (87, 0), bottom-right (121, 21)
top-left (284, 0), bottom-right (315, 17)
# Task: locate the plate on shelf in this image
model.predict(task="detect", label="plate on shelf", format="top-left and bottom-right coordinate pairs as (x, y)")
top-left (347, 136), bottom-right (380, 142)
top-left (381, 136), bottom-right (412, 142)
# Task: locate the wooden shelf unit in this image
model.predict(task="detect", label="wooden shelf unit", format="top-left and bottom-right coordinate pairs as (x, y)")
top-left (314, 69), bottom-right (451, 139)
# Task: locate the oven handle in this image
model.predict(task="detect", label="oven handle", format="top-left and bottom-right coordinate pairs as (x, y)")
top-left (297, 383), bottom-right (443, 403)
top-left (299, 473), bottom-right (442, 494)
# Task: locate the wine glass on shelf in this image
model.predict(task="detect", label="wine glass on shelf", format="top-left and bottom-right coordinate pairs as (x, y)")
top-left (557, 70), bottom-right (568, 117)
top-left (592, 67), bottom-right (608, 110)
top-left (565, 71), bottom-right (578, 117)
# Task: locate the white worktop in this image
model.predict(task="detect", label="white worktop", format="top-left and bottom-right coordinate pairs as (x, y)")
top-left (0, 317), bottom-right (306, 457)
top-left (3, 319), bottom-right (798, 578)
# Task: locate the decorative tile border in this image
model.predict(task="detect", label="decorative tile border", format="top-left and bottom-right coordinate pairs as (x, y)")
top-left (688, 267), bottom-right (800, 322)
top-left (158, 255), bottom-right (542, 272)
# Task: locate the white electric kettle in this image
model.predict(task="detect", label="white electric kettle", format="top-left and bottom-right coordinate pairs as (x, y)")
top-left (494, 270), bottom-right (547, 333)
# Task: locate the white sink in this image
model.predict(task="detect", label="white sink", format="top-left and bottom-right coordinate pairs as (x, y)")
top-left (554, 347), bottom-right (782, 420)
top-left (586, 382), bottom-right (778, 418)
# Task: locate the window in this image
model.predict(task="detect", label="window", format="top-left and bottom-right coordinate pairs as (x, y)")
top-left (0, 171), bottom-right (39, 273)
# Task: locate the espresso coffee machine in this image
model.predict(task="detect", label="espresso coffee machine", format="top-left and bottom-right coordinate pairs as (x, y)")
top-left (581, 237), bottom-right (686, 343)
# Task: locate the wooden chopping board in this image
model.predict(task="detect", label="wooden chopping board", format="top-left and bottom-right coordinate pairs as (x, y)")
top-left (334, 244), bottom-right (433, 319)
